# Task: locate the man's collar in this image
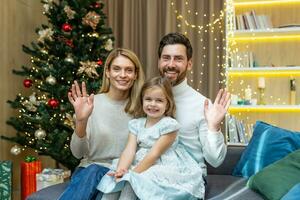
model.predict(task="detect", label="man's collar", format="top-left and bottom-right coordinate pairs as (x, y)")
top-left (172, 78), bottom-right (188, 96)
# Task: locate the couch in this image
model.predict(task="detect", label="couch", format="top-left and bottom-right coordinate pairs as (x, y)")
top-left (27, 145), bottom-right (263, 200)
top-left (205, 145), bottom-right (263, 200)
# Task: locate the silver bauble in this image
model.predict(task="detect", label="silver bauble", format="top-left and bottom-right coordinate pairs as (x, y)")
top-left (46, 75), bottom-right (56, 85)
top-left (10, 145), bottom-right (21, 155)
top-left (34, 128), bottom-right (47, 140)
top-left (64, 55), bottom-right (75, 64)
top-left (40, 49), bottom-right (48, 54)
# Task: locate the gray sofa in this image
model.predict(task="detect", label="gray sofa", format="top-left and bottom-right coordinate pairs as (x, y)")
top-left (28, 145), bottom-right (263, 200)
top-left (205, 145), bottom-right (263, 200)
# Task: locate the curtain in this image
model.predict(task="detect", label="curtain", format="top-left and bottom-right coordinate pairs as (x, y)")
top-left (103, 0), bottom-right (225, 99)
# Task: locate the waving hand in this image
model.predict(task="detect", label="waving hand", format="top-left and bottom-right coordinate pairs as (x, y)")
top-left (68, 81), bottom-right (94, 122)
top-left (204, 89), bottom-right (230, 132)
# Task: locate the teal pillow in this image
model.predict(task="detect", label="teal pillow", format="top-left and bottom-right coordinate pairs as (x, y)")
top-left (232, 121), bottom-right (300, 178)
top-left (281, 183), bottom-right (300, 200)
top-left (248, 150), bottom-right (300, 200)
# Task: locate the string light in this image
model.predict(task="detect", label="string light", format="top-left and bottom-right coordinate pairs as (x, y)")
top-left (171, 0), bottom-right (226, 90)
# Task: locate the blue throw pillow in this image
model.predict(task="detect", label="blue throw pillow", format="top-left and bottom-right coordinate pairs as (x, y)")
top-left (232, 121), bottom-right (300, 178)
top-left (281, 183), bottom-right (300, 200)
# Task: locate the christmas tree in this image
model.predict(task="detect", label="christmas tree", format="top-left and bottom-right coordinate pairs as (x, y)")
top-left (2, 0), bottom-right (114, 170)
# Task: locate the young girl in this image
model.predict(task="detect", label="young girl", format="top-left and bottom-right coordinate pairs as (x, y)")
top-left (97, 77), bottom-right (205, 200)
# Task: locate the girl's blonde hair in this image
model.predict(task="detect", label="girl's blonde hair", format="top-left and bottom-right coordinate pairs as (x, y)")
top-left (134, 76), bottom-right (176, 118)
top-left (99, 48), bottom-right (145, 115)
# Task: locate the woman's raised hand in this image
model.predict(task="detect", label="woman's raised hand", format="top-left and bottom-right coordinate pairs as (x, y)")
top-left (68, 81), bottom-right (94, 122)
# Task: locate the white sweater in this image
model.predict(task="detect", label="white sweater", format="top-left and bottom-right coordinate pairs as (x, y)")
top-left (173, 79), bottom-right (227, 175)
top-left (70, 93), bottom-right (131, 168)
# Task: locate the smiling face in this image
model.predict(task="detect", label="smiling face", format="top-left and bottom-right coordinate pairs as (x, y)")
top-left (158, 44), bottom-right (192, 86)
top-left (106, 55), bottom-right (137, 93)
top-left (142, 86), bottom-right (168, 122)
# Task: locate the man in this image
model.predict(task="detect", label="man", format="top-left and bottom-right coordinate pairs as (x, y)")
top-left (158, 32), bottom-right (231, 175)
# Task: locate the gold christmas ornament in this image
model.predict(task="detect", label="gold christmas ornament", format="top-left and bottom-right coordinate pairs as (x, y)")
top-left (29, 93), bottom-right (40, 106)
top-left (38, 28), bottom-right (54, 43)
top-left (22, 100), bottom-right (37, 112)
top-left (46, 75), bottom-right (57, 85)
top-left (82, 11), bottom-right (100, 30)
top-left (43, 4), bottom-right (50, 13)
top-left (104, 39), bottom-right (113, 51)
top-left (64, 113), bottom-right (75, 129)
top-left (64, 54), bottom-right (75, 64)
top-left (77, 61), bottom-right (99, 78)
top-left (64, 5), bottom-right (75, 20)
top-left (34, 128), bottom-right (47, 140)
top-left (10, 145), bottom-right (21, 155)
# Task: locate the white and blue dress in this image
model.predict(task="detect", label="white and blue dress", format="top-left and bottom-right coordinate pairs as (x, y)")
top-left (97, 117), bottom-right (205, 200)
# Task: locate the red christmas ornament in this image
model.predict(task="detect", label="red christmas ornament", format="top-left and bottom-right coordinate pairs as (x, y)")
top-left (48, 98), bottom-right (59, 108)
top-left (91, 2), bottom-right (101, 8)
top-left (65, 39), bottom-right (74, 48)
top-left (23, 79), bottom-right (33, 88)
top-left (97, 59), bottom-right (103, 65)
top-left (62, 23), bottom-right (72, 32)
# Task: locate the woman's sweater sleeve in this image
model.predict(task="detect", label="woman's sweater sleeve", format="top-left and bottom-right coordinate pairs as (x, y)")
top-left (70, 132), bottom-right (89, 159)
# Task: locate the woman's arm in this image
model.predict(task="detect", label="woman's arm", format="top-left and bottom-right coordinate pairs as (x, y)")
top-left (133, 132), bottom-right (177, 173)
top-left (115, 133), bottom-right (137, 176)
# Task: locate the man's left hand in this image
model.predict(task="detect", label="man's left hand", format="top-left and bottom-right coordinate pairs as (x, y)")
top-left (204, 89), bottom-right (231, 132)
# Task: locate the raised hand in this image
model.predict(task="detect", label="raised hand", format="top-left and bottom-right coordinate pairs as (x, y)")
top-left (68, 81), bottom-right (94, 122)
top-left (204, 89), bottom-right (231, 132)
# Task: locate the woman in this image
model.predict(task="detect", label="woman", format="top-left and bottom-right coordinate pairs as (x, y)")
top-left (59, 48), bottom-right (145, 200)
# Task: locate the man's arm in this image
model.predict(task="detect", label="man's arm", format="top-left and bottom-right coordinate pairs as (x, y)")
top-left (201, 89), bottom-right (230, 167)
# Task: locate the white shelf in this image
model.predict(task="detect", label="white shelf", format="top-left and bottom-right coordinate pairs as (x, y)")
top-left (233, 0), bottom-right (300, 6)
top-left (229, 105), bottom-right (300, 113)
top-left (227, 66), bottom-right (300, 71)
top-left (229, 28), bottom-right (300, 39)
top-left (227, 67), bottom-right (300, 77)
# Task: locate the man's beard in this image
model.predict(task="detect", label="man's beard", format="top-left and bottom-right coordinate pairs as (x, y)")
top-left (160, 67), bottom-right (187, 86)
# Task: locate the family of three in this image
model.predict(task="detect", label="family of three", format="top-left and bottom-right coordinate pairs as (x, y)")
top-left (60, 32), bottom-right (230, 200)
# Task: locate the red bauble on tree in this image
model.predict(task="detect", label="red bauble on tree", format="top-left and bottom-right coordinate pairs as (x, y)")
top-left (97, 59), bottom-right (103, 65)
top-left (91, 2), bottom-right (101, 8)
top-left (62, 23), bottom-right (72, 32)
top-left (23, 79), bottom-right (33, 88)
top-left (65, 39), bottom-right (74, 48)
top-left (48, 98), bottom-right (59, 108)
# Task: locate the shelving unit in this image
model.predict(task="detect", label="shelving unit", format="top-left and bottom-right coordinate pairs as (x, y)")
top-left (225, 0), bottom-right (300, 145)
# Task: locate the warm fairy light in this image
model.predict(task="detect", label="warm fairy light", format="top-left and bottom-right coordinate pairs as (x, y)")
top-left (171, 0), bottom-right (227, 91)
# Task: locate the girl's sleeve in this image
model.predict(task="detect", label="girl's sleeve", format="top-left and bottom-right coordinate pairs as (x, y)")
top-left (128, 119), bottom-right (140, 136)
top-left (160, 117), bottom-right (180, 135)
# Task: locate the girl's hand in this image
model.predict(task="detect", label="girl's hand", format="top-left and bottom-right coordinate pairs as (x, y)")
top-left (114, 168), bottom-right (128, 179)
top-left (68, 81), bottom-right (94, 122)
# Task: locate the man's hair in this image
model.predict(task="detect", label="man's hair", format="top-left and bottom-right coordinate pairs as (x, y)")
top-left (158, 32), bottom-right (193, 60)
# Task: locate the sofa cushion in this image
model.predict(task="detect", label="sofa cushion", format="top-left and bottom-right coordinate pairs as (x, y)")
top-left (232, 121), bottom-right (300, 178)
top-left (207, 145), bottom-right (244, 175)
top-left (248, 149), bottom-right (300, 200)
top-left (281, 183), bottom-right (300, 200)
top-left (205, 175), bottom-right (263, 200)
